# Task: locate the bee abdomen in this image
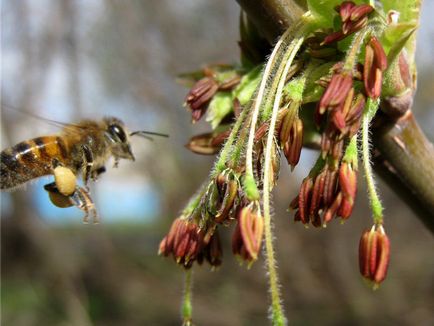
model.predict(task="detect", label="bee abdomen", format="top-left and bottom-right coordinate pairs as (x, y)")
top-left (1, 136), bottom-right (69, 190)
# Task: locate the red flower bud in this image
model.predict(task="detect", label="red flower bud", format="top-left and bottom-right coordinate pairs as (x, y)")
top-left (321, 31), bottom-right (346, 45)
top-left (200, 230), bottom-right (223, 267)
top-left (364, 37), bottom-right (388, 99)
top-left (350, 4), bottom-right (373, 22)
top-left (338, 1), bottom-right (356, 22)
top-left (297, 177), bottom-right (314, 224)
top-left (359, 225), bottom-right (391, 288)
top-left (337, 163), bottom-right (357, 220)
top-left (185, 130), bottom-right (230, 155)
top-left (317, 73), bottom-right (353, 126)
top-left (185, 77), bottom-right (219, 122)
top-left (281, 116), bottom-right (304, 170)
top-left (339, 162), bottom-right (357, 204)
top-left (215, 176), bottom-right (239, 223)
top-left (232, 206), bottom-right (264, 264)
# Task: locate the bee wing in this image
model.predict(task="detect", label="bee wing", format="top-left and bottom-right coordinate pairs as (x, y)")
top-left (2, 104), bottom-right (98, 135)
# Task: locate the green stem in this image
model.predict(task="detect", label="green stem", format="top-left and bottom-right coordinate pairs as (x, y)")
top-left (229, 110), bottom-right (253, 169)
top-left (214, 100), bottom-right (252, 174)
top-left (343, 28), bottom-right (369, 71)
top-left (244, 19), bottom-right (304, 199)
top-left (343, 135), bottom-right (359, 168)
top-left (362, 98), bottom-right (384, 224)
top-left (181, 269), bottom-right (193, 326)
top-left (262, 34), bottom-right (305, 326)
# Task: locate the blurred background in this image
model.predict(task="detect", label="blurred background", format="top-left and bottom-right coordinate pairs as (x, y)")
top-left (1, 1), bottom-right (433, 325)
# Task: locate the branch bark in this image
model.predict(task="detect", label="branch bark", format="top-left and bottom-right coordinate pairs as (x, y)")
top-left (373, 112), bottom-right (434, 232)
top-left (235, 0), bottom-right (434, 232)
top-left (236, 0), bottom-right (306, 42)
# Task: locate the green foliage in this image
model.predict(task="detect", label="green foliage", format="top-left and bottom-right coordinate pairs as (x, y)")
top-left (381, 0), bottom-right (421, 26)
top-left (206, 65), bottom-right (262, 129)
top-left (206, 92), bottom-right (233, 129)
top-left (381, 22), bottom-right (416, 62)
top-left (234, 65), bottom-right (262, 105)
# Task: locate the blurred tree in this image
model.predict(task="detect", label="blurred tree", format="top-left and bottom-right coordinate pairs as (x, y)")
top-left (1, 1), bottom-right (433, 326)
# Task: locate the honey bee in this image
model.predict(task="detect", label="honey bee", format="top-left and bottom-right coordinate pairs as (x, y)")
top-left (1, 116), bottom-right (167, 223)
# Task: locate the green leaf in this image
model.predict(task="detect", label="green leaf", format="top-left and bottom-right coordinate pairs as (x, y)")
top-left (206, 92), bottom-right (233, 129)
top-left (307, 0), bottom-right (340, 27)
top-left (233, 65), bottom-right (262, 105)
top-left (379, 0), bottom-right (421, 69)
top-left (380, 0), bottom-right (421, 26)
top-left (283, 76), bottom-right (305, 102)
top-left (381, 23), bottom-right (417, 62)
top-left (214, 70), bottom-right (239, 84)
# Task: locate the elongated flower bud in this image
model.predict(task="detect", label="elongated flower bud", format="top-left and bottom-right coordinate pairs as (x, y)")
top-left (215, 175), bottom-right (239, 223)
top-left (185, 77), bottom-right (219, 122)
top-left (185, 130), bottom-right (230, 155)
top-left (359, 225), bottom-right (391, 288)
top-left (338, 162), bottom-right (357, 219)
top-left (199, 229), bottom-right (223, 267)
top-left (280, 107), bottom-right (304, 169)
top-left (232, 206), bottom-right (264, 264)
top-left (364, 37), bottom-right (388, 99)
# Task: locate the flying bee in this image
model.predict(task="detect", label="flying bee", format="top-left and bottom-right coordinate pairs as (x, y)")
top-left (0, 116), bottom-right (168, 223)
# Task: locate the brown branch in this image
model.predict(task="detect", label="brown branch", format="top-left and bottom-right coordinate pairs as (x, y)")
top-left (236, 0), bottom-right (306, 42)
top-left (373, 112), bottom-right (434, 232)
top-left (235, 0), bottom-right (434, 232)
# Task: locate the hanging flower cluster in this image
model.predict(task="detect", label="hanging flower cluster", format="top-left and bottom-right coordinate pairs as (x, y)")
top-left (160, 1), bottom-right (417, 324)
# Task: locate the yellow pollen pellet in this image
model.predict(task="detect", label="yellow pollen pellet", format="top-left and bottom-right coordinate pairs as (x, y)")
top-left (54, 166), bottom-right (77, 196)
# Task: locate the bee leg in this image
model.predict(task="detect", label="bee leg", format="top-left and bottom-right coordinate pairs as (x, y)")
top-left (81, 144), bottom-right (94, 188)
top-left (44, 183), bottom-right (99, 223)
top-left (113, 158), bottom-right (120, 168)
top-left (69, 186), bottom-right (99, 224)
top-left (91, 166), bottom-right (106, 182)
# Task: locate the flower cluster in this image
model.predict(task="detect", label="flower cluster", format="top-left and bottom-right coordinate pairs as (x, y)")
top-left (159, 170), bottom-right (265, 267)
top-left (289, 1), bottom-right (389, 229)
top-left (162, 1), bottom-right (405, 293)
top-left (159, 216), bottom-right (223, 268)
top-left (322, 2), bottom-right (373, 45)
top-left (184, 66), bottom-right (241, 123)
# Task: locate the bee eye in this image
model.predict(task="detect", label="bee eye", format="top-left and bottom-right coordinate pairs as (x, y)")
top-left (108, 124), bottom-right (127, 143)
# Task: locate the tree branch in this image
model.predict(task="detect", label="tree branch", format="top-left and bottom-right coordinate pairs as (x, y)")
top-left (236, 0), bottom-right (306, 42)
top-left (373, 112), bottom-right (434, 232)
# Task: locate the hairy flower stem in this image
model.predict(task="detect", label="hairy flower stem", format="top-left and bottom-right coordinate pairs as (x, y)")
top-left (362, 98), bottom-right (384, 224)
top-left (343, 28), bottom-right (370, 71)
top-left (229, 111), bottom-right (253, 169)
top-left (263, 34), bottom-right (305, 325)
top-left (244, 16), bottom-right (311, 201)
top-left (181, 269), bottom-right (193, 326)
top-left (214, 100), bottom-right (252, 174)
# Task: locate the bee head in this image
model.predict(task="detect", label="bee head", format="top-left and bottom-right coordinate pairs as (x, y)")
top-left (104, 117), bottom-right (135, 161)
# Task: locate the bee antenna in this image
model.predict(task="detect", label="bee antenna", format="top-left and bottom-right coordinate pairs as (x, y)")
top-left (130, 131), bottom-right (169, 141)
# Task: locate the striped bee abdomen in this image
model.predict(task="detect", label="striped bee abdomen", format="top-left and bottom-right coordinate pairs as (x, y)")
top-left (1, 136), bottom-right (69, 189)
